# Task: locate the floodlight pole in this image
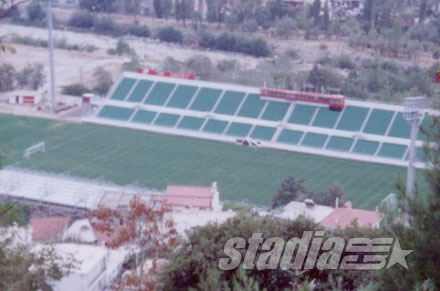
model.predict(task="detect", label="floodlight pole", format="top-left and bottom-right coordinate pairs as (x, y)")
top-left (47, 0), bottom-right (56, 113)
top-left (403, 96), bottom-right (426, 221)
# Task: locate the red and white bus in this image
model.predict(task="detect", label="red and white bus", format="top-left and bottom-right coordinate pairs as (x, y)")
top-left (260, 87), bottom-right (346, 111)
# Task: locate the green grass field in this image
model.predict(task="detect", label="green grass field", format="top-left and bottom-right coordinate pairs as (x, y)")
top-left (0, 114), bottom-right (426, 210)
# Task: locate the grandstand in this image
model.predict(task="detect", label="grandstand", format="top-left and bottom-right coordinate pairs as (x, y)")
top-left (86, 72), bottom-right (435, 168)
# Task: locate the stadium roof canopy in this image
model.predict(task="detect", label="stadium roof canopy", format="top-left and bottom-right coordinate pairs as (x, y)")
top-left (0, 168), bottom-right (160, 210)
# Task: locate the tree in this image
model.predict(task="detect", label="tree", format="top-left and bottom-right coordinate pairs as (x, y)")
top-left (275, 16), bottom-right (295, 39)
top-left (90, 197), bottom-right (178, 290)
top-left (92, 68), bottom-right (113, 96)
top-left (175, 0), bottom-right (194, 26)
top-left (79, 0), bottom-right (117, 13)
top-left (310, 183), bottom-right (345, 207)
top-left (0, 63), bottom-right (16, 91)
top-left (26, 0), bottom-right (45, 24)
top-left (379, 116), bottom-right (440, 289)
top-left (272, 176), bottom-right (308, 208)
top-left (16, 63), bottom-right (45, 90)
top-left (321, 0), bottom-right (330, 35)
top-left (153, 0), bottom-right (171, 19)
top-left (419, 0), bottom-right (428, 24)
top-left (310, 0), bottom-right (321, 24)
top-left (185, 55), bottom-right (213, 79)
top-left (68, 11), bottom-right (96, 29)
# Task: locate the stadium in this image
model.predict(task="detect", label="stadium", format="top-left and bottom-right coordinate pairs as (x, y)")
top-left (1, 69), bottom-right (431, 210)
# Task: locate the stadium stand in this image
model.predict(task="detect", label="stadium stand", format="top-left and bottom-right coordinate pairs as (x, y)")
top-left (88, 72), bottom-right (433, 167)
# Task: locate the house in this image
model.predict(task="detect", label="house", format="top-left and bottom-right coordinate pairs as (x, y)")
top-left (33, 243), bottom-right (129, 291)
top-left (30, 216), bottom-right (70, 242)
top-left (319, 202), bottom-right (384, 229)
top-left (164, 182), bottom-right (221, 211)
top-left (275, 199), bottom-right (334, 222)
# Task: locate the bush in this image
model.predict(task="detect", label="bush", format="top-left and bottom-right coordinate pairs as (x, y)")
top-left (336, 54), bottom-right (356, 70)
top-left (92, 68), bottom-right (113, 96)
top-left (94, 17), bottom-right (119, 35)
top-left (129, 24), bottom-right (151, 38)
top-left (242, 18), bottom-right (258, 33)
top-left (16, 63), bottom-right (45, 90)
top-left (0, 63), bottom-right (16, 92)
top-left (69, 11), bottom-right (96, 29)
top-left (198, 32), bottom-right (271, 57)
top-left (433, 51), bottom-right (440, 60)
top-left (26, 1), bottom-right (45, 24)
top-left (115, 39), bottom-right (132, 55)
top-left (62, 83), bottom-right (90, 96)
top-left (156, 26), bottom-right (183, 44)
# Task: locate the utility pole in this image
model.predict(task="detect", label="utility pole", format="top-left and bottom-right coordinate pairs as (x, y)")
top-left (47, 0), bottom-right (56, 113)
top-left (403, 96), bottom-right (426, 220)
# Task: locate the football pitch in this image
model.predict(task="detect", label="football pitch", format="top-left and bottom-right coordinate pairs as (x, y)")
top-left (0, 114), bottom-right (426, 210)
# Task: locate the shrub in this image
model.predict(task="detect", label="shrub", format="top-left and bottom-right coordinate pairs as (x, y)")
top-left (0, 63), bottom-right (16, 92)
top-left (94, 17), bottom-right (119, 35)
top-left (26, 1), bottom-right (45, 24)
top-left (156, 26), bottom-right (183, 44)
top-left (16, 63), bottom-right (45, 90)
top-left (129, 24), bottom-right (151, 38)
top-left (68, 11), bottom-right (96, 29)
top-left (92, 68), bottom-right (113, 96)
top-left (242, 18), bottom-right (258, 33)
top-left (62, 83), bottom-right (90, 96)
top-left (433, 51), bottom-right (440, 60)
top-left (336, 54), bottom-right (356, 70)
top-left (115, 39), bottom-right (132, 55)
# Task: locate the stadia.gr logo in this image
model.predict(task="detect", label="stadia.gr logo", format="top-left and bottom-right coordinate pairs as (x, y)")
top-left (218, 231), bottom-right (413, 271)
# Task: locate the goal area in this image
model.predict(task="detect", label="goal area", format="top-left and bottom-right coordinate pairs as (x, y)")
top-left (23, 142), bottom-right (45, 158)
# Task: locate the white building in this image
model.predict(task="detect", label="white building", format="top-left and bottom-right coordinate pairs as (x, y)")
top-left (34, 243), bottom-right (129, 291)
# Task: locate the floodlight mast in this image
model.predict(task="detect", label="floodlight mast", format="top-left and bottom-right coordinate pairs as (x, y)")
top-left (47, 0), bottom-right (56, 113)
top-left (403, 96), bottom-right (426, 218)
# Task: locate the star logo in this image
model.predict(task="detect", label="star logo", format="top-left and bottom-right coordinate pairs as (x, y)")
top-left (387, 239), bottom-right (413, 269)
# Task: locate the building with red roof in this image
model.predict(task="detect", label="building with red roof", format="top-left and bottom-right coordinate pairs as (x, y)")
top-left (164, 182), bottom-right (220, 211)
top-left (30, 216), bottom-right (70, 242)
top-left (319, 202), bottom-right (384, 229)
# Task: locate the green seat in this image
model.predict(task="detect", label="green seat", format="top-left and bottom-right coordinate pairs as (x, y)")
top-left (237, 94), bottom-right (266, 118)
top-left (144, 82), bottom-right (175, 106)
top-left (388, 113), bottom-right (410, 139)
top-left (226, 122), bottom-right (252, 137)
top-left (337, 106), bottom-right (369, 132)
top-left (277, 129), bottom-right (304, 145)
top-left (378, 143), bottom-right (407, 159)
top-left (166, 85), bottom-right (198, 109)
top-left (203, 119), bottom-right (229, 134)
top-left (301, 133), bottom-right (328, 148)
top-left (154, 113), bottom-right (180, 127)
top-left (250, 126), bottom-right (276, 141)
top-left (127, 80), bottom-right (153, 103)
top-left (110, 78), bottom-right (136, 100)
top-left (326, 136), bottom-right (354, 152)
top-left (288, 104), bottom-right (317, 125)
top-left (190, 88), bottom-right (223, 112)
top-left (363, 109), bottom-right (394, 135)
top-left (98, 106), bottom-right (134, 121)
top-left (132, 110), bottom-right (157, 124)
top-left (312, 107), bottom-right (341, 128)
top-left (214, 91), bottom-right (245, 115)
top-left (178, 116), bottom-right (205, 131)
top-left (260, 101), bottom-right (290, 121)
top-left (352, 140), bottom-right (379, 155)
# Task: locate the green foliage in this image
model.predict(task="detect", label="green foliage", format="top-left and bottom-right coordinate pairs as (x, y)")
top-left (199, 32), bottom-right (270, 57)
top-left (128, 24), bottom-right (151, 38)
top-left (62, 83), bottom-right (90, 96)
top-left (0, 203), bottom-right (30, 227)
top-left (379, 116), bottom-right (440, 290)
top-left (16, 63), bottom-right (45, 90)
top-left (309, 183), bottom-right (345, 207)
top-left (156, 26), bottom-right (183, 44)
top-left (275, 16), bottom-right (295, 39)
top-left (153, 0), bottom-right (172, 18)
top-left (94, 17), bottom-right (119, 35)
top-left (26, 1), bottom-right (45, 24)
top-left (272, 176), bottom-right (308, 209)
top-left (0, 63), bottom-right (16, 92)
top-left (79, 0), bottom-right (117, 12)
top-left (185, 54), bottom-right (213, 79)
top-left (115, 38), bottom-right (132, 55)
top-left (68, 11), bottom-right (96, 29)
top-left (308, 65), bottom-right (343, 90)
top-left (92, 68), bottom-right (113, 96)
